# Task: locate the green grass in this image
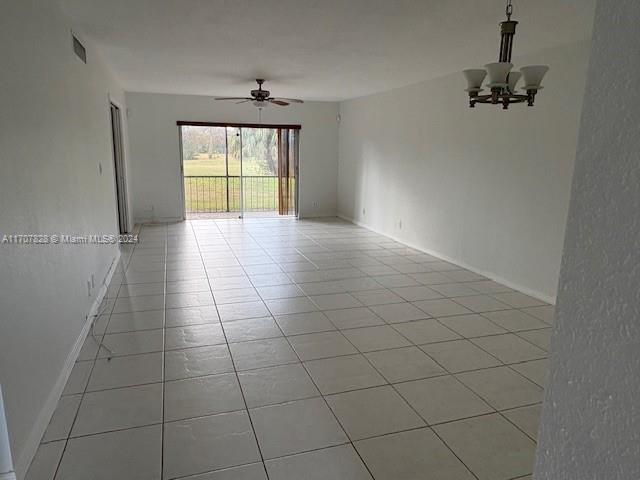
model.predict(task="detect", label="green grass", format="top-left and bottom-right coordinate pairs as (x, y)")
top-left (184, 153), bottom-right (269, 177)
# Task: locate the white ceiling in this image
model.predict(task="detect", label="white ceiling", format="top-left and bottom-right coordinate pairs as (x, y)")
top-left (59, 0), bottom-right (595, 101)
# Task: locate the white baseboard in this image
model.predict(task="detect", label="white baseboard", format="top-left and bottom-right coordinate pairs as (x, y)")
top-left (15, 251), bottom-right (121, 479)
top-left (338, 213), bottom-right (556, 305)
top-left (133, 216), bottom-right (183, 224)
top-left (133, 214), bottom-right (339, 222)
top-left (298, 211), bottom-right (337, 219)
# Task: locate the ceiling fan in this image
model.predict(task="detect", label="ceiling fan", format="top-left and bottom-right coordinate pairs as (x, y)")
top-left (214, 79), bottom-right (304, 108)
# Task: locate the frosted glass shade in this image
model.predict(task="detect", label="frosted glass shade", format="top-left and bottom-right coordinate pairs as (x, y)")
top-left (520, 65), bottom-right (549, 90)
top-left (507, 71), bottom-right (522, 92)
top-left (485, 62), bottom-right (512, 87)
top-left (463, 69), bottom-right (487, 92)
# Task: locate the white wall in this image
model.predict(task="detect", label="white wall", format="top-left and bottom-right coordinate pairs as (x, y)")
top-left (337, 41), bottom-right (590, 302)
top-left (0, 1), bottom-right (129, 476)
top-left (535, 1), bottom-right (640, 478)
top-left (125, 93), bottom-right (339, 222)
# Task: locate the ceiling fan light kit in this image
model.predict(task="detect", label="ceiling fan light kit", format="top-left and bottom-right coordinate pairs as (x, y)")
top-left (464, 0), bottom-right (549, 109)
top-left (214, 79), bottom-right (304, 109)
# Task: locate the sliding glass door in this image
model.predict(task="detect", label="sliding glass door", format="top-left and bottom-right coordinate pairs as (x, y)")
top-left (239, 128), bottom-right (299, 218)
top-left (180, 123), bottom-right (299, 219)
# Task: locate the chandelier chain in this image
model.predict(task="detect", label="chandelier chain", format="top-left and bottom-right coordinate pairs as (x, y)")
top-left (506, 0), bottom-right (513, 20)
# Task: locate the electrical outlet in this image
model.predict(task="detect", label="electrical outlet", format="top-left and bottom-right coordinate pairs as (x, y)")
top-left (312, 201), bottom-right (319, 208)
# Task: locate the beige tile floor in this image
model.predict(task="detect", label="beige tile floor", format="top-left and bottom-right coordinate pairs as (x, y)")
top-left (26, 217), bottom-right (554, 480)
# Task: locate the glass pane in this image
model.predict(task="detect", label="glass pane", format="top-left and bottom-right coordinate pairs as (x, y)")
top-left (241, 128), bottom-right (278, 214)
top-left (227, 127), bottom-right (241, 212)
top-left (227, 127), bottom-right (241, 177)
top-left (182, 126), bottom-right (227, 214)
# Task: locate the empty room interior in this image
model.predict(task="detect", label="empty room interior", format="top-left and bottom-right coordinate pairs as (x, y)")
top-left (1, 1), bottom-right (639, 479)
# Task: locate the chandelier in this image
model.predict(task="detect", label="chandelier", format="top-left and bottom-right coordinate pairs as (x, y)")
top-left (463, 0), bottom-right (549, 109)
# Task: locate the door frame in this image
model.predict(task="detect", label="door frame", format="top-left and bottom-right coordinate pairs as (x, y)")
top-left (109, 101), bottom-right (130, 233)
top-left (178, 125), bottom-right (187, 220)
top-left (177, 121), bottom-right (302, 219)
top-left (177, 121), bottom-right (301, 130)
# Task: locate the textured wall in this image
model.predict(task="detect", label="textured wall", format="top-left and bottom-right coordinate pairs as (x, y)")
top-left (534, 0), bottom-right (640, 478)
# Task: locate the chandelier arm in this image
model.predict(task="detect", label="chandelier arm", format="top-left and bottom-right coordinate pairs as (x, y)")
top-left (470, 93), bottom-right (533, 108)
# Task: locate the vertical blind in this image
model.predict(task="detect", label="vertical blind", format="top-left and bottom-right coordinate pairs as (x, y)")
top-left (277, 128), bottom-right (299, 216)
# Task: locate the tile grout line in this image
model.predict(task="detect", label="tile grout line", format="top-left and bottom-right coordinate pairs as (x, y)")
top-left (43, 366), bottom-right (543, 426)
top-left (396, 286), bottom-right (547, 445)
top-left (38, 218), bottom-right (550, 479)
top-left (332, 307), bottom-right (484, 480)
top-left (319, 231), bottom-right (492, 479)
top-left (160, 223), bottom-right (168, 480)
top-left (452, 333), bottom-right (546, 445)
top-left (50, 234), bottom-right (136, 479)
top-left (247, 220), bottom-right (542, 477)
top-left (188, 219), bottom-right (272, 480)
top-left (240, 222), bottom-right (380, 480)
top-left (236, 222), bottom-right (527, 475)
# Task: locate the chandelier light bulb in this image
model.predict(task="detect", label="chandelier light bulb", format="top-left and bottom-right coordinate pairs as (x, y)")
top-left (463, 69), bottom-right (488, 92)
top-left (520, 65), bottom-right (550, 90)
top-left (485, 62), bottom-right (513, 88)
top-left (507, 71), bottom-right (522, 92)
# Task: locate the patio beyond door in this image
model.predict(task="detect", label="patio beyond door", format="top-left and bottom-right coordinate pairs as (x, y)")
top-left (179, 123), bottom-right (299, 219)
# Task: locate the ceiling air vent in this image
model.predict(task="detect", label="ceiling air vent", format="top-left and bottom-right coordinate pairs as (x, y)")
top-left (72, 35), bottom-right (86, 64)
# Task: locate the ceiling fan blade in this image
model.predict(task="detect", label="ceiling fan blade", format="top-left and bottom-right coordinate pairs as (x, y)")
top-left (235, 99), bottom-right (251, 104)
top-left (268, 99), bottom-right (289, 106)
top-left (273, 97), bottom-right (304, 104)
top-left (214, 97), bottom-right (252, 101)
